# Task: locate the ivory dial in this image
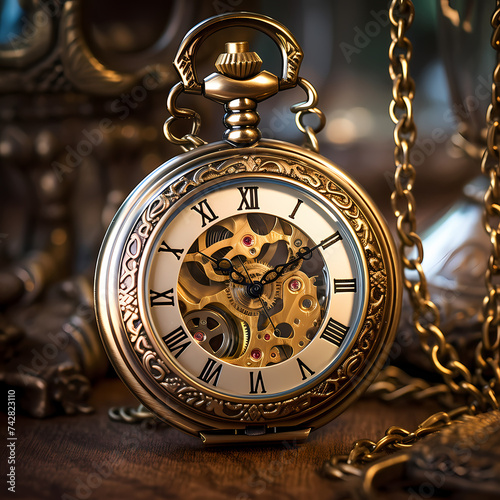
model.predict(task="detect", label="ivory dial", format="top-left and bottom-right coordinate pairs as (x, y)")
top-left (141, 175), bottom-right (368, 398)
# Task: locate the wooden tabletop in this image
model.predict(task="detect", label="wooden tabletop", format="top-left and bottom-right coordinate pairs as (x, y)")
top-left (5, 377), bottom-right (442, 500)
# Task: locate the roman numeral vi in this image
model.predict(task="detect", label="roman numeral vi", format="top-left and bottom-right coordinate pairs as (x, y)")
top-left (249, 370), bottom-right (266, 394)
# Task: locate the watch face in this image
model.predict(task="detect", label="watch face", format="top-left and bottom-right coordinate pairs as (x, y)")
top-left (142, 176), bottom-right (367, 399)
top-left (96, 140), bottom-right (401, 435)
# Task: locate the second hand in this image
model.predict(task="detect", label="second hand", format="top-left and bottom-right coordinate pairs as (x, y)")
top-left (237, 256), bottom-right (280, 336)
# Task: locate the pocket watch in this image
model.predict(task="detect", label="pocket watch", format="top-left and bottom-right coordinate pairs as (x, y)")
top-left (95, 12), bottom-right (402, 444)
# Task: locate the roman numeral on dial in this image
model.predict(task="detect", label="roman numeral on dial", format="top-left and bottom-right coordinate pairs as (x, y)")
top-left (162, 326), bottom-right (191, 358)
top-left (198, 358), bottom-right (223, 387)
top-left (334, 278), bottom-right (357, 293)
top-left (158, 241), bottom-right (184, 260)
top-left (249, 370), bottom-right (266, 394)
top-left (320, 318), bottom-right (349, 347)
top-left (296, 358), bottom-right (315, 380)
top-left (321, 231), bottom-right (342, 250)
top-left (237, 186), bottom-right (260, 210)
top-left (150, 288), bottom-right (174, 307)
top-left (191, 199), bottom-right (218, 227)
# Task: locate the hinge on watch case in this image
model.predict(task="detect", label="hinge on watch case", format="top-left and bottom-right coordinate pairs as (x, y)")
top-left (199, 426), bottom-right (311, 445)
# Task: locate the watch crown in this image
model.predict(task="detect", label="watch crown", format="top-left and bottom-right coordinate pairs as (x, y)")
top-left (215, 41), bottom-right (263, 79)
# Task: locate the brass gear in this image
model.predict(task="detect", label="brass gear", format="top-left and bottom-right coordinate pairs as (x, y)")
top-left (183, 306), bottom-right (251, 360)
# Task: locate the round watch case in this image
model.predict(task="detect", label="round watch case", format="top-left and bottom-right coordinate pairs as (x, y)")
top-left (95, 139), bottom-right (402, 442)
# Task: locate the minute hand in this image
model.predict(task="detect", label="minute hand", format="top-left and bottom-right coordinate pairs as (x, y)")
top-left (259, 234), bottom-right (337, 286)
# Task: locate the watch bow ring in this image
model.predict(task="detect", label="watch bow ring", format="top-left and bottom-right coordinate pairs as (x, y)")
top-left (95, 11), bottom-right (402, 445)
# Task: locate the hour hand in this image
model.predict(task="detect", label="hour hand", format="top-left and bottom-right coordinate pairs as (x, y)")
top-left (197, 252), bottom-right (249, 285)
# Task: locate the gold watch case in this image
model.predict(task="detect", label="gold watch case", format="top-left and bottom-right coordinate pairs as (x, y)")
top-left (94, 139), bottom-right (402, 443)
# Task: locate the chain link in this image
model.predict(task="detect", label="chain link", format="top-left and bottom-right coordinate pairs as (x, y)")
top-left (108, 404), bottom-right (159, 424)
top-left (365, 366), bottom-right (453, 404)
top-left (163, 77), bottom-right (325, 151)
top-left (324, 0), bottom-right (500, 480)
top-left (163, 82), bottom-right (206, 151)
top-left (164, 76), bottom-right (326, 152)
top-left (323, 405), bottom-right (472, 479)
top-left (290, 77), bottom-right (326, 152)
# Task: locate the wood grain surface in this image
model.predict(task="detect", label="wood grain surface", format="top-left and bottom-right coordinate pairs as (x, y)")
top-left (2, 378), bottom-right (441, 500)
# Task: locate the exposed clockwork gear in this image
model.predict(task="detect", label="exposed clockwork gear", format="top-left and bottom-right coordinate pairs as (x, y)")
top-left (183, 308), bottom-right (250, 360)
top-left (177, 212), bottom-right (329, 368)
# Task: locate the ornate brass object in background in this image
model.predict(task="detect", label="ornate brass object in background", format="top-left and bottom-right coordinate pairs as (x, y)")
top-left (341, 410), bottom-right (500, 499)
top-left (0, 0), bottom-right (205, 417)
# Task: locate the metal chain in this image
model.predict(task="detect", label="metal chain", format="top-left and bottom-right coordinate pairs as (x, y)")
top-left (323, 405), bottom-right (471, 480)
top-left (324, 0), bottom-right (500, 479)
top-left (365, 366), bottom-right (452, 405)
top-left (478, 1), bottom-right (500, 406)
top-left (389, 0), bottom-right (493, 408)
top-left (108, 404), bottom-right (159, 424)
